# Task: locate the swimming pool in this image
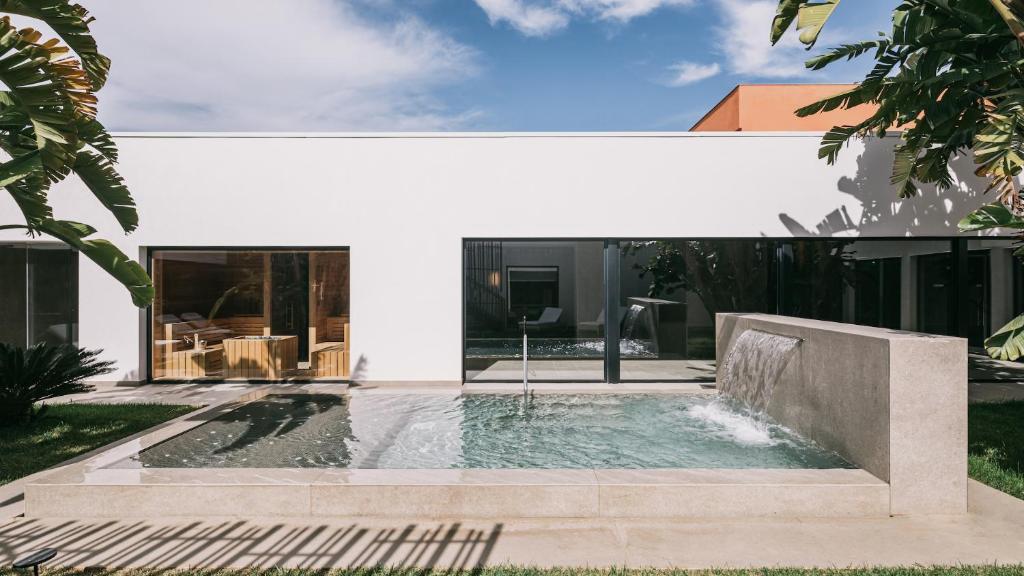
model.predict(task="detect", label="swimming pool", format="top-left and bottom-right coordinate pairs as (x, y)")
top-left (113, 393), bottom-right (850, 470)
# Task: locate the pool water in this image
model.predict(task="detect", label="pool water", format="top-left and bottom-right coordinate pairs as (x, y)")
top-left (116, 394), bottom-right (851, 469)
top-left (465, 338), bottom-right (656, 358)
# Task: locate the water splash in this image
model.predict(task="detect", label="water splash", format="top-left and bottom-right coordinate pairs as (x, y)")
top-left (719, 329), bottom-right (801, 413)
top-left (686, 401), bottom-right (776, 446)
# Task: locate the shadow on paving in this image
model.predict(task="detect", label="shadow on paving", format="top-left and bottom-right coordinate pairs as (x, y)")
top-left (969, 354), bottom-right (1024, 382)
top-left (0, 519), bottom-right (503, 570)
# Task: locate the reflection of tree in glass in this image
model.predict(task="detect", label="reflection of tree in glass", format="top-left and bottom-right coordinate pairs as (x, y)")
top-left (624, 240), bottom-right (853, 320)
top-left (625, 240), bottom-right (773, 314)
top-left (205, 258), bottom-right (266, 321)
top-left (783, 241), bottom-right (855, 322)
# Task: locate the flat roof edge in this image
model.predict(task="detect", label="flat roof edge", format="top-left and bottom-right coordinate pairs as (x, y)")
top-left (109, 131), bottom-right (902, 139)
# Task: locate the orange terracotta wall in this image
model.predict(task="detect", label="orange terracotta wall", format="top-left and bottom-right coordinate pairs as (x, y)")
top-left (691, 87), bottom-right (741, 131)
top-left (691, 84), bottom-right (878, 131)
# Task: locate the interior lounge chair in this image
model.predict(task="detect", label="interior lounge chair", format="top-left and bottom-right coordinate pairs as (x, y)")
top-left (178, 312), bottom-right (233, 342)
top-left (519, 307), bottom-right (562, 330)
top-left (156, 314), bottom-right (182, 325)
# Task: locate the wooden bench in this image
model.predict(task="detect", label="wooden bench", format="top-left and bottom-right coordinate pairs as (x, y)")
top-left (311, 322), bottom-right (350, 378)
top-left (155, 318), bottom-right (236, 379)
top-left (166, 346), bottom-right (223, 379)
top-left (163, 321), bottom-right (231, 348)
top-left (224, 336), bottom-right (298, 379)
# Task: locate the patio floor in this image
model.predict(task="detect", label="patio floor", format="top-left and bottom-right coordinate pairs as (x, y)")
top-left (1, 481), bottom-right (1023, 569)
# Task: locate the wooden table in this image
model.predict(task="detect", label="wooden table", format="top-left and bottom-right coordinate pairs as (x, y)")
top-left (166, 346), bottom-right (223, 380)
top-left (223, 336), bottom-right (298, 379)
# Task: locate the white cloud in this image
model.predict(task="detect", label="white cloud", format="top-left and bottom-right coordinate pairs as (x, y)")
top-left (83, 0), bottom-right (480, 131)
top-left (474, 0), bottom-right (570, 36)
top-left (664, 61), bottom-right (721, 86)
top-left (560, 0), bottom-right (695, 22)
top-left (473, 0), bottom-right (693, 36)
top-left (714, 0), bottom-right (809, 78)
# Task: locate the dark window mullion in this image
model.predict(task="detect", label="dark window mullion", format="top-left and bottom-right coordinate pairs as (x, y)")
top-left (604, 240), bottom-right (620, 384)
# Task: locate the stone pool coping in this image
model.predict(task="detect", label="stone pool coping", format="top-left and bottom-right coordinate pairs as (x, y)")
top-left (24, 385), bottom-right (890, 520)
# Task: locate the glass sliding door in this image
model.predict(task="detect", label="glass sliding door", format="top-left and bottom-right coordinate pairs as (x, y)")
top-left (851, 257), bottom-right (901, 330)
top-left (150, 249), bottom-right (349, 381)
top-left (463, 237), bottom-right (1020, 383)
top-left (917, 247), bottom-right (989, 346)
top-left (0, 243), bottom-right (78, 348)
top-left (463, 240), bottom-right (604, 382)
top-left (0, 245), bottom-right (27, 346)
top-left (617, 239), bottom-right (777, 381)
top-left (28, 245), bottom-right (79, 346)
top-left (777, 240), bottom-right (849, 322)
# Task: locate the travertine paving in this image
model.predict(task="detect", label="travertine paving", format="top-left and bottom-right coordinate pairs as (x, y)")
top-left (51, 381), bottom-right (279, 406)
top-left (1, 481), bottom-right (1023, 569)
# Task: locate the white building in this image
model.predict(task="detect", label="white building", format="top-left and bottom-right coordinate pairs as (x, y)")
top-left (0, 130), bottom-right (1016, 385)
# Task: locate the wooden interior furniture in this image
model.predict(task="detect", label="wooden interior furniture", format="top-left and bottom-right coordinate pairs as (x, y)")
top-left (215, 315), bottom-right (265, 336)
top-left (155, 321), bottom-right (231, 379)
top-left (311, 323), bottom-right (350, 378)
top-left (162, 321), bottom-right (231, 347)
top-left (166, 347), bottom-right (223, 379)
top-left (223, 335), bottom-right (298, 379)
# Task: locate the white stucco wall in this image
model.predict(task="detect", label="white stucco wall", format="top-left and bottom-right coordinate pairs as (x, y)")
top-left (0, 132), bottom-right (1004, 383)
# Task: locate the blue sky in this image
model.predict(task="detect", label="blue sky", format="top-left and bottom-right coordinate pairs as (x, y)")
top-left (87, 0), bottom-right (895, 132)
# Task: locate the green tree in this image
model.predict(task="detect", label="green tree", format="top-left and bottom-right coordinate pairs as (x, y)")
top-left (0, 1), bottom-right (152, 306)
top-left (771, 0), bottom-right (1024, 359)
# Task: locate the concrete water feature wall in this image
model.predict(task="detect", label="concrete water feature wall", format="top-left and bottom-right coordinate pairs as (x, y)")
top-left (716, 313), bottom-right (968, 515)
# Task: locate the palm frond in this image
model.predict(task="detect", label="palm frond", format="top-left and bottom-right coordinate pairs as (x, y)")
top-left (890, 144), bottom-right (922, 197)
top-left (796, 0), bottom-right (842, 46)
top-left (0, 0), bottom-right (110, 89)
top-left (771, 0), bottom-right (803, 44)
top-left (806, 39), bottom-right (890, 70)
top-left (985, 314), bottom-right (1024, 360)
top-left (958, 201), bottom-right (1024, 230)
top-left (0, 7), bottom-right (151, 306)
top-left (818, 125), bottom-right (860, 163)
top-left (75, 115), bottom-right (116, 161)
top-left (73, 149), bottom-right (136, 233)
top-left (37, 219), bottom-right (153, 306)
top-left (795, 84), bottom-right (876, 116)
top-left (972, 98), bottom-right (1024, 204)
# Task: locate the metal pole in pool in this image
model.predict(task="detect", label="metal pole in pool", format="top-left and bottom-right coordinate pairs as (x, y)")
top-left (522, 315), bottom-right (529, 399)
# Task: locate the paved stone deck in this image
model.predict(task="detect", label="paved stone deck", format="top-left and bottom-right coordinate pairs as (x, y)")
top-left (1, 481), bottom-right (1022, 569)
top-left (3, 378), bottom-right (1024, 567)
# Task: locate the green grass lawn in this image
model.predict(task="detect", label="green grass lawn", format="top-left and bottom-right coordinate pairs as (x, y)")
top-left (0, 403), bottom-right (197, 485)
top-left (969, 400), bottom-right (1024, 500)
top-left (0, 566), bottom-right (1023, 576)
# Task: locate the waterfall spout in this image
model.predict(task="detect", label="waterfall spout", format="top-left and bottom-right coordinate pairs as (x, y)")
top-left (622, 304), bottom-right (645, 340)
top-left (719, 329), bottom-right (801, 413)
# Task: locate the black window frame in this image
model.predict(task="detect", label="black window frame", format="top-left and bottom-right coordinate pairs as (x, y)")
top-left (145, 245), bottom-right (351, 384)
top-left (0, 242), bottom-right (78, 348)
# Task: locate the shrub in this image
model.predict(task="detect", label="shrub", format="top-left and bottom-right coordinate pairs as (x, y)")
top-left (0, 343), bottom-right (114, 426)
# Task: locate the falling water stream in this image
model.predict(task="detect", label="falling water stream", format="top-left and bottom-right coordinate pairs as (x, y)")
top-left (718, 329), bottom-right (802, 413)
top-left (684, 328), bottom-right (803, 446)
top-left (621, 304), bottom-right (645, 340)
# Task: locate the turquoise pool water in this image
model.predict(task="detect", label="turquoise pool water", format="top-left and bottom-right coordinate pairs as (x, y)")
top-left (115, 393), bottom-right (851, 469)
